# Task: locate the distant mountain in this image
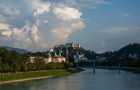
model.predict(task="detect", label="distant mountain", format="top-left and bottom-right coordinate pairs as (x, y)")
top-left (97, 43), bottom-right (140, 59)
top-left (118, 43), bottom-right (140, 59)
top-left (0, 46), bottom-right (30, 54)
top-left (93, 43), bottom-right (140, 67)
top-left (119, 43), bottom-right (140, 54)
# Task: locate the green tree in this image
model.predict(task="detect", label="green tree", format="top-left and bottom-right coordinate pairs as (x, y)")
top-left (21, 64), bottom-right (28, 71)
top-left (2, 64), bottom-right (11, 72)
top-left (63, 62), bottom-right (73, 68)
top-left (0, 64), bottom-right (2, 72)
top-left (13, 64), bottom-right (21, 72)
top-left (27, 63), bottom-right (37, 71)
top-left (34, 57), bottom-right (45, 70)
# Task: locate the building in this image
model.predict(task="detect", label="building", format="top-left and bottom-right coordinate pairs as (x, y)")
top-left (72, 43), bottom-right (80, 49)
top-left (44, 57), bottom-right (52, 64)
top-left (29, 42), bottom-right (81, 64)
top-left (29, 56), bottom-right (36, 63)
top-left (52, 56), bottom-right (66, 63)
top-left (65, 43), bottom-right (80, 49)
top-left (29, 51), bottom-right (66, 64)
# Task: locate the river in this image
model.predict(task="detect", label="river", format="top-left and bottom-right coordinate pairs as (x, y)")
top-left (0, 68), bottom-right (140, 90)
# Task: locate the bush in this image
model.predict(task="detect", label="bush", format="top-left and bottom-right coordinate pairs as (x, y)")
top-left (0, 64), bottom-right (2, 72)
top-left (34, 57), bottom-right (45, 70)
top-left (2, 64), bottom-right (11, 72)
top-left (21, 64), bottom-right (28, 71)
top-left (46, 62), bottom-right (65, 69)
top-left (13, 64), bottom-right (21, 72)
top-left (27, 63), bottom-right (37, 71)
top-left (62, 62), bottom-right (73, 68)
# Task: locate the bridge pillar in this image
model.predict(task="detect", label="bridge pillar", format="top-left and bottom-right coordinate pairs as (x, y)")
top-left (93, 60), bottom-right (95, 74)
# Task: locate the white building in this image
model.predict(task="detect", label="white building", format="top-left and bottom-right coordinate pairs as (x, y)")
top-left (29, 55), bottom-right (66, 64)
top-left (52, 57), bottom-right (66, 63)
top-left (65, 43), bottom-right (80, 49)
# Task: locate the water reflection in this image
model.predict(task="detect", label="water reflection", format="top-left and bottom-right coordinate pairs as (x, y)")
top-left (0, 68), bottom-right (140, 90)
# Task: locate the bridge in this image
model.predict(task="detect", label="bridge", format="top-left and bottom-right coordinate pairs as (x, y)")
top-left (77, 59), bottom-right (140, 74)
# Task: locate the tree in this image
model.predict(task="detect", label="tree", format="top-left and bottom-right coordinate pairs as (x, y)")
top-left (62, 62), bottom-right (73, 68)
top-left (27, 63), bottom-right (37, 71)
top-left (46, 62), bottom-right (65, 69)
top-left (34, 57), bottom-right (45, 70)
top-left (21, 64), bottom-right (28, 71)
top-left (0, 64), bottom-right (2, 72)
top-left (2, 64), bottom-right (11, 72)
top-left (13, 64), bottom-right (21, 72)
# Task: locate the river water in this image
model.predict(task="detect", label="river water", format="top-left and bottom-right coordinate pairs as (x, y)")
top-left (0, 68), bottom-right (140, 90)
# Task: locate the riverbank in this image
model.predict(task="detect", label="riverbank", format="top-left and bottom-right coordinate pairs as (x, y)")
top-left (120, 68), bottom-right (140, 73)
top-left (66, 68), bottom-right (85, 73)
top-left (96, 66), bottom-right (140, 73)
top-left (81, 66), bottom-right (140, 73)
top-left (0, 69), bottom-right (69, 85)
top-left (0, 68), bottom-right (84, 85)
top-left (0, 76), bottom-right (53, 84)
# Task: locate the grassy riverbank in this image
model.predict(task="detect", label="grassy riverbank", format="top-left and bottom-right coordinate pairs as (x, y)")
top-left (0, 68), bottom-right (84, 84)
top-left (0, 70), bottom-right (68, 83)
top-left (66, 68), bottom-right (85, 73)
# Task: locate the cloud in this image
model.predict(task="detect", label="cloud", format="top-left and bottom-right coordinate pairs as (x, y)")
top-left (94, 0), bottom-right (109, 4)
top-left (102, 26), bottom-right (140, 35)
top-left (53, 5), bottom-right (82, 21)
top-left (32, 0), bottom-right (51, 16)
top-left (94, 40), bottom-right (107, 53)
top-left (51, 20), bottom-right (85, 43)
top-left (0, 3), bottom-right (20, 16)
top-left (0, 0), bottom-right (86, 51)
top-left (99, 25), bottom-right (140, 52)
top-left (48, 0), bottom-right (110, 10)
top-left (0, 23), bottom-right (11, 31)
top-left (0, 31), bottom-right (12, 38)
top-left (79, 0), bottom-right (110, 4)
top-left (123, 13), bottom-right (130, 17)
top-left (31, 25), bottom-right (40, 43)
top-left (57, 0), bottom-right (110, 5)
top-left (11, 21), bottom-right (42, 50)
top-left (0, 23), bottom-right (12, 37)
top-left (0, 15), bottom-right (7, 22)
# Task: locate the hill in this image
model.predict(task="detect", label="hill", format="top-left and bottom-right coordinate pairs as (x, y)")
top-left (0, 46), bottom-right (30, 54)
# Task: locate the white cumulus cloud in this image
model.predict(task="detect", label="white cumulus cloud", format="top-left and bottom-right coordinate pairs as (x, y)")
top-left (0, 0), bottom-right (86, 51)
top-left (11, 21), bottom-right (41, 50)
top-left (53, 5), bottom-right (82, 21)
top-left (0, 23), bottom-right (11, 31)
top-left (51, 20), bottom-right (85, 43)
top-left (32, 0), bottom-right (51, 16)
top-left (0, 23), bottom-right (12, 37)
top-left (31, 25), bottom-right (40, 43)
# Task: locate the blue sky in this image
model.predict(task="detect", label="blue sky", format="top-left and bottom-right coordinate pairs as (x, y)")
top-left (0, 0), bottom-right (140, 53)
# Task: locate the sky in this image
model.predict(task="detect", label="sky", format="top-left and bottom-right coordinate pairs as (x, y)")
top-left (0, 0), bottom-right (140, 53)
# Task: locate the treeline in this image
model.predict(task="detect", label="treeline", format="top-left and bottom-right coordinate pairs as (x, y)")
top-left (26, 58), bottom-right (74, 71)
top-left (0, 48), bottom-right (75, 73)
top-left (0, 48), bottom-right (29, 72)
top-left (99, 43), bottom-right (140, 67)
top-left (79, 43), bottom-right (140, 67)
